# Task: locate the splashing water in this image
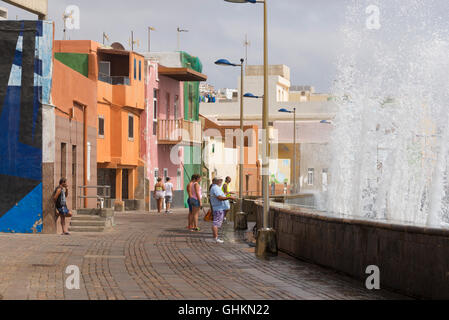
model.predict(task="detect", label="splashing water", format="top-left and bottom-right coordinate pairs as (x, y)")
top-left (328, 0), bottom-right (449, 227)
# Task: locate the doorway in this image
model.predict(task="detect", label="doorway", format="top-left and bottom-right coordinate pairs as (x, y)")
top-left (72, 146), bottom-right (77, 209)
top-left (122, 169), bottom-right (129, 200)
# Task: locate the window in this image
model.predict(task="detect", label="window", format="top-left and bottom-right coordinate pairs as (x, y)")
top-left (188, 83), bottom-right (194, 120)
top-left (212, 144), bottom-right (215, 154)
top-left (87, 142), bottom-right (91, 182)
top-left (153, 89), bottom-right (158, 136)
top-left (163, 168), bottom-right (168, 180)
top-left (61, 143), bottom-right (67, 179)
top-left (98, 116), bottom-right (105, 138)
top-left (134, 58), bottom-right (137, 80)
top-left (99, 61), bottom-right (111, 76)
top-left (174, 95), bottom-right (179, 120)
top-left (154, 168), bottom-right (159, 185)
top-left (308, 169), bottom-right (314, 186)
top-left (139, 60), bottom-right (142, 81)
top-left (128, 114), bottom-right (134, 140)
top-left (177, 168), bottom-right (182, 190)
top-left (166, 93), bottom-right (170, 120)
top-left (322, 169), bottom-right (328, 191)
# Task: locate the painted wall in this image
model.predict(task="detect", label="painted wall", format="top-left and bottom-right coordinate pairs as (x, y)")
top-left (0, 20), bottom-right (53, 233)
top-left (96, 52), bottom-right (144, 170)
top-left (144, 62), bottom-right (185, 208)
top-left (51, 56), bottom-right (98, 230)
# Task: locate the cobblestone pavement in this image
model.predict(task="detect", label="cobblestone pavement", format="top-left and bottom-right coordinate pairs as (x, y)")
top-left (0, 210), bottom-right (407, 300)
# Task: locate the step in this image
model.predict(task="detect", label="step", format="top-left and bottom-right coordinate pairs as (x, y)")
top-left (68, 226), bottom-right (105, 233)
top-left (71, 215), bottom-right (105, 221)
top-left (70, 220), bottom-right (106, 227)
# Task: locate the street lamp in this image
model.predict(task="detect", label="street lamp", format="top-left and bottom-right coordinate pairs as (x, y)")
top-left (224, 0), bottom-right (277, 257)
top-left (279, 108), bottom-right (297, 195)
top-left (215, 58), bottom-right (248, 231)
top-left (244, 93), bottom-right (263, 99)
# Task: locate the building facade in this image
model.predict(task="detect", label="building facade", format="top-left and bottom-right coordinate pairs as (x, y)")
top-left (54, 40), bottom-right (146, 211)
top-left (142, 52), bottom-right (207, 208)
top-left (202, 116), bottom-right (260, 196)
top-left (51, 44), bottom-right (98, 233)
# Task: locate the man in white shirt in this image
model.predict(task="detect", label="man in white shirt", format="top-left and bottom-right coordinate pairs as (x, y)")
top-left (164, 177), bottom-right (174, 214)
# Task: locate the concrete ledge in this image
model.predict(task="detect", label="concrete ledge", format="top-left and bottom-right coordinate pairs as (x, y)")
top-left (124, 199), bottom-right (145, 211)
top-left (245, 200), bottom-right (449, 299)
top-left (114, 201), bottom-right (125, 212)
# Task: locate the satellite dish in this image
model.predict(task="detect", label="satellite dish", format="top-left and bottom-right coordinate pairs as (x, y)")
top-left (111, 42), bottom-right (125, 50)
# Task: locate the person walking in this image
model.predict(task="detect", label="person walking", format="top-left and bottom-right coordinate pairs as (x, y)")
top-left (164, 177), bottom-right (174, 214)
top-left (210, 177), bottom-right (236, 243)
top-left (53, 178), bottom-right (73, 235)
top-left (154, 177), bottom-right (166, 213)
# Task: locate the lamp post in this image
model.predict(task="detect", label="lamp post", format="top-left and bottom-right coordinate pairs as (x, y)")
top-left (177, 27), bottom-right (189, 51)
top-left (215, 58), bottom-right (248, 230)
top-left (225, 0), bottom-right (277, 257)
top-left (148, 26), bottom-right (156, 52)
top-left (279, 108), bottom-right (297, 194)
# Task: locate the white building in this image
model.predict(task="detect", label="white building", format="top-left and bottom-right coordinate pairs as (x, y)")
top-left (200, 64), bottom-right (336, 194)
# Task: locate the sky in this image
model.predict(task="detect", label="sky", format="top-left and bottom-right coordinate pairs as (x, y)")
top-left (0, 0), bottom-right (351, 92)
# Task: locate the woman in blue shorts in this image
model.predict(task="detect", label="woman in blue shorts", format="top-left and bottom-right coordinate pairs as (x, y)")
top-left (53, 178), bottom-right (73, 235)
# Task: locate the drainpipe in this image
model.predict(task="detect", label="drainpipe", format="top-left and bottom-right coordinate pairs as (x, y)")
top-left (83, 105), bottom-right (88, 208)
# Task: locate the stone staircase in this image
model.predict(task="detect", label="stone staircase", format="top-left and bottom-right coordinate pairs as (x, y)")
top-left (69, 208), bottom-right (115, 233)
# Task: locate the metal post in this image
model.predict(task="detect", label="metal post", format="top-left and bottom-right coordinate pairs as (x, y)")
top-left (235, 58), bottom-right (248, 230)
top-left (131, 31), bottom-right (134, 51)
top-left (177, 27), bottom-right (180, 51)
top-left (262, 0), bottom-right (269, 230)
top-left (256, 0), bottom-right (278, 257)
top-left (148, 27), bottom-right (151, 52)
top-left (293, 108), bottom-right (297, 194)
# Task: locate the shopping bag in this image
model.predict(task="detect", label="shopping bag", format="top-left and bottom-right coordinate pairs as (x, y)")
top-left (204, 208), bottom-right (213, 222)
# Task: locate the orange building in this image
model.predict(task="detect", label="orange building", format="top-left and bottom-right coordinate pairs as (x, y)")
top-left (49, 41), bottom-right (98, 233)
top-left (54, 41), bottom-right (145, 211)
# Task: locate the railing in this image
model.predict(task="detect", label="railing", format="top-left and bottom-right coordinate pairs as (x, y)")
top-left (78, 186), bottom-right (111, 209)
top-left (157, 119), bottom-right (202, 145)
top-left (98, 74), bottom-right (130, 86)
top-left (243, 191), bottom-right (262, 197)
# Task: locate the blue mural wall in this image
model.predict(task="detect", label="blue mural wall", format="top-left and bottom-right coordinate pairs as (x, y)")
top-left (0, 21), bottom-right (53, 233)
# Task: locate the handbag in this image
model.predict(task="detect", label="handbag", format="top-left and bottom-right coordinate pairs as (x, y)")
top-left (204, 208), bottom-right (213, 222)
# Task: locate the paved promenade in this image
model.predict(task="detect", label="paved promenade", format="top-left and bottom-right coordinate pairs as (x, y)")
top-left (0, 210), bottom-right (405, 300)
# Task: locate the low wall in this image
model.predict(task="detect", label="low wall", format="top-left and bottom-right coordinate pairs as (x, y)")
top-left (244, 200), bottom-right (449, 299)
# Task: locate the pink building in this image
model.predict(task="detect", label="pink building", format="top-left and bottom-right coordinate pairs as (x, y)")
top-left (141, 53), bottom-right (207, 209)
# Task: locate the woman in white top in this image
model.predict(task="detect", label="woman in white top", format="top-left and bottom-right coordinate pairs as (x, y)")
top-left (164, 177), bottom-right (174, 214)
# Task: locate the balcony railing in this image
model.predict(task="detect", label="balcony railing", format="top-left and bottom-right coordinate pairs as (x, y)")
top-left (99, 74), bottom-right (130, 85)
top-left (157, 119), bottom-right (202, 145)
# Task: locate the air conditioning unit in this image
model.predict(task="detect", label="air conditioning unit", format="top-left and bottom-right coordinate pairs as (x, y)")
top-left (0, 7), bottom-right (8, 20)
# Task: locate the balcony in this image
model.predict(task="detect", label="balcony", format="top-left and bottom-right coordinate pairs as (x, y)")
top-left (157, 119), bottom-right (202, 145)
top-left (99, 74), bottom-right (130, 86)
